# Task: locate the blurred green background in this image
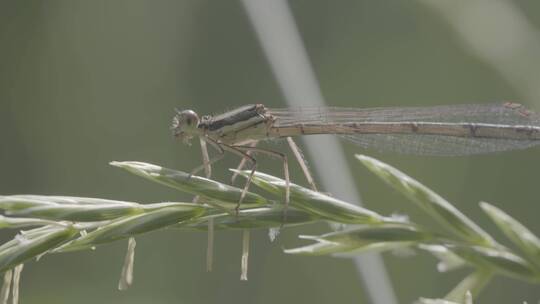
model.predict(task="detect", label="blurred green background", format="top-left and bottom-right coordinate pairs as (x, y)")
top-left (1, 1), bottom-right (540, 303)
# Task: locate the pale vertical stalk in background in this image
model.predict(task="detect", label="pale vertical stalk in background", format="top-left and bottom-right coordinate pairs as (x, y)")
top-left (241, 1), bottom-right (397, 303)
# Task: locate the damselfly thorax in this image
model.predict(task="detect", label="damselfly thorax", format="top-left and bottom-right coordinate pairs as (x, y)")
top-left (198, 104), bottom-right (275, 145)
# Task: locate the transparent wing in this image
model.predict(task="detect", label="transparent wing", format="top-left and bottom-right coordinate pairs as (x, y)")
top-left (340, 134), bottom-right (540, 156)
top-left (269, 102), bottom-right (540, 156)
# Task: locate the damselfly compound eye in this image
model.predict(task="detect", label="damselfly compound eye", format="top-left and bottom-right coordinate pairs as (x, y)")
top-left (181, 110), bottom-right (199, 126)
top-left (171, 109), bottom-right (201, 144)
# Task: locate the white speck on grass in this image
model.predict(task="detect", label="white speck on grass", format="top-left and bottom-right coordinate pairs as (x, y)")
top-left (268, 227), bottom-right (280, 242)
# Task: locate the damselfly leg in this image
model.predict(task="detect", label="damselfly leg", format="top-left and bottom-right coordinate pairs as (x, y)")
top-left (231, 141), bottom-right (258, 185)
top-left (233, 145), bottom-right (290, 220)
top-left (188, 143), bottom-right (224, 179)
top-left (194, 138), bottom-right (292, 218)
top-left (286, 137), bottom-right (318, 191)
top-left (198, 137), bottom-right (258, 214)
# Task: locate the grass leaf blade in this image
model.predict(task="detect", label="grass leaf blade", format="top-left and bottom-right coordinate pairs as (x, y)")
top-left (285, 224), bottom-right (432, 255)
top-left (59, 205), bottom-right (205, 252)
top-left (448, 245), bottom-right (540, 282)
top-left (111, 161), bottom-right (267, 209)
top-left (444, 269), bottom-right (492, 303)
top-left (480, 201), bottom-right (540, 268)
top-left (356, 154), bottom-right (495, 246)
top-left (232, 169), bottom-right (387, 224)
top-left (0, 227), bottom-right (78, 272)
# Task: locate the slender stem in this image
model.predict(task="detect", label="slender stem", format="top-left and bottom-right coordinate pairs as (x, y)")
top-left (0, 270), bottom-right (12, 304)
top-left (118, 237), bottom-right (136, 291)
top-left (240, 229), bottom-right (250, 281)
top-left (11, 264), bottom-right (23, 304)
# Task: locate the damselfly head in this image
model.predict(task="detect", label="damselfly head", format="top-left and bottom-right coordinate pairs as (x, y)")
top-left (171, 109), bottom-right (201, 145)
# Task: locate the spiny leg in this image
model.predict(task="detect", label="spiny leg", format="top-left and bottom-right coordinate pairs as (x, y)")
top-left (218, 144), bottom-right (257, 214)
top-left (189, 140), bottom-right (225, 179)
top-left (190, 138), bottom-right (225, 203)
top-left (234, 146), bottom-right (290, 222)
top-left (231, 140), bottom-right (258, 185)
top-left (286, 137), bottom-right (318, 191)
top-left (199, 137), bottom-right (212, 177)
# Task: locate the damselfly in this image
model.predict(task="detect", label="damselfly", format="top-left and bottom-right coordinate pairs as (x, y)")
top-left (171, 102), bottom-right (540, 210)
